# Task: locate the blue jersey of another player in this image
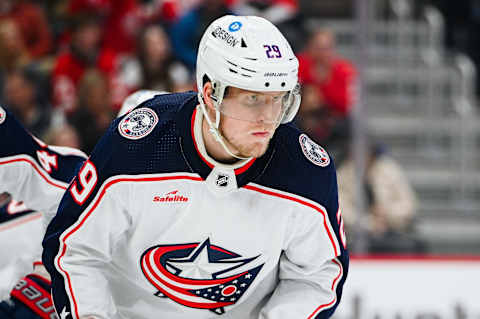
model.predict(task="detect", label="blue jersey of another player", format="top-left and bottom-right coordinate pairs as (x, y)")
top-left (0, 105), bottom-right (86, 304)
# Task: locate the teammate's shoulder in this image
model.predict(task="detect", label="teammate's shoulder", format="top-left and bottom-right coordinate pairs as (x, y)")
top-left (46, 145), bottom-right (88, 160)
top-left (274, 123), bottom-right (334, 173)
top-left (0, 106), bottom-right (46, 158)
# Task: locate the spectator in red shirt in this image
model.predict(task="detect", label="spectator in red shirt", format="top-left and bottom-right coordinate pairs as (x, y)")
top-left (0, 0), bottom-right (52, 58)
top-left (298, 28), bottom-right (356, 117)
top-left (297, 29), bottom-right (356, 162)
top-left (68, 0), bottom-right (112, 16)
top-left (67, 0), bottom-right (180, 56)
top-left (51, 16), bottom-right (116, 113)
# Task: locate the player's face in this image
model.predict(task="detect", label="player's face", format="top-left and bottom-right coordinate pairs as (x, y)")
top-left (218, 87), bottom-right (285, 158)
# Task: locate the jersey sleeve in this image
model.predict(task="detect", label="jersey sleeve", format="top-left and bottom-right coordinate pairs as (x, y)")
top-left (0, 106), bottom-right (87, 222)
top-left (42, 121), bottom-right (132, 319)
top-left (259, 133), bottom-right (349, 319)
top-left (0, 107), bottom-right (87, 297)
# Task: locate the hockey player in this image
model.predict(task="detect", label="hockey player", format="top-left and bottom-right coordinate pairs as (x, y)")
top-left (0, 90), bottom-right (161, 318)
top-left (0, 106), bottom-right (87, 317)
top-left (43, 15), bottom-right (349, 319)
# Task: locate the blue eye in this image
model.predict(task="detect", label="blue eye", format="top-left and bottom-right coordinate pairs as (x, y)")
top-left (246, 95), bottom-right (259, 105)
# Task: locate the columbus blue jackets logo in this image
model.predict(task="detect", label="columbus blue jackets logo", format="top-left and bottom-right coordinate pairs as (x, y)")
top-left (140, 238), bottom-right (264, 315)
top-left (118, 107), bottom-right (158, 140)
top-left (299, 134), bottom-right (330, 167)
top-left (0, 106), bottom-right (6, 125)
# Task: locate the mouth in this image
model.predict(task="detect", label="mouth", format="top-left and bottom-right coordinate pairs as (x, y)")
top-left (251, 131), bottom-right (270, 138)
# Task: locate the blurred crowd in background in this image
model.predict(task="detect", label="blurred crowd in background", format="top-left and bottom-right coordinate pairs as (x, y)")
top-left (7, 0), bottom-right (470, 254)
top-left (0, 0), bottom-right (306, 153)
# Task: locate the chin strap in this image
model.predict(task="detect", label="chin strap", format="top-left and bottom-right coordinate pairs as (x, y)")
top-left (197, 92), bottom-right (251, 161)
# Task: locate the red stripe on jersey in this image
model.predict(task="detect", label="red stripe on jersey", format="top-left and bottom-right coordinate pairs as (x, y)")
top-left (191, 108), bottom-right (213, 169)
top-left (56, 174), bottom-right (202, 319)
top-left (141, 249), bottom-right (196, 296)
top-left (330, 258), bottom-right (343, 290)
top-left (141, 249), bottom-right (232, 309)
top-left (211, 245), bottom-right (236, 256)
top-left (243, 184), bottom-right (344, 319)
top-left (234, 157), bottom-right (256, 175)
top-left (307, 258), bottom-right (343, 319)
top-left (0, 157), bottom-right (67, 190)
top-left (242, 184), bottom-right (339, 256)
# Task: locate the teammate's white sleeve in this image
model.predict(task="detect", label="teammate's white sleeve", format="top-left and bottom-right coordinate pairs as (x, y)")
top-left (0, 107), bottom-right (87, 304)
top-left (258, 206), bottom-right (346, 319)
top-left (0, 156), bottom-right (67, 214)
top-left (52, 181), bottom-right (131, 319)
top-left (0, 106), bottom-right (86, 224)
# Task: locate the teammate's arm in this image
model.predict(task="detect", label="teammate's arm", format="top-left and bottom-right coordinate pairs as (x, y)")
top-left (0, 106), bottom-right (87, 216)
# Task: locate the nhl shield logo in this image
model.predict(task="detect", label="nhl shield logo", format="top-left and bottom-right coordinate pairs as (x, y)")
top-left (215, 174), bottom-right (229, 187)
top-left (0, 106), bottom-right (6, 125)
top-left (118, 107), bottom-right (158, 140)
top-left (299, 134), bottom-right (330, 167)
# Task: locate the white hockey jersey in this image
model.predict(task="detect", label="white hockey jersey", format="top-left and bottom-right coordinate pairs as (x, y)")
top-left (0, 106), bottom-right (86, 298)
top-left (43, 92), bottom-right (349, 319)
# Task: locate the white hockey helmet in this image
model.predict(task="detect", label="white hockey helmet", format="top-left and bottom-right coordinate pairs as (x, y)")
top-left (196, 15), bottom-right (301, 126)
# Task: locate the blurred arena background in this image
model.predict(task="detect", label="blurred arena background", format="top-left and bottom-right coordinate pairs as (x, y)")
top-left (0, 0), bottom-right (478, 317)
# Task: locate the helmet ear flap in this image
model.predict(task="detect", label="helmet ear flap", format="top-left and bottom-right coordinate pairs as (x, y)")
top-left (210, 80), bottom-right (226, 108)
top-left (281, 84), bottom-right (301, 124)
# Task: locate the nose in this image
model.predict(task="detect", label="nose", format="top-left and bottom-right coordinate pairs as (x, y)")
top-left (256, 99), bottom-right (280, 123)
top-left (255, 107), bottom-right (273, 124)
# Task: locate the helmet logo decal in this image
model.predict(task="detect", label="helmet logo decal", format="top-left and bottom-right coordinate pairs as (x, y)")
top-left (299, 134), bottom-right (330, 167)
top-left (118, 107), bottom-right (158, 140)
top-left (212, 26), bottom-right (239, 47)
top-left (228, 21), bottom-right (242, 32)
